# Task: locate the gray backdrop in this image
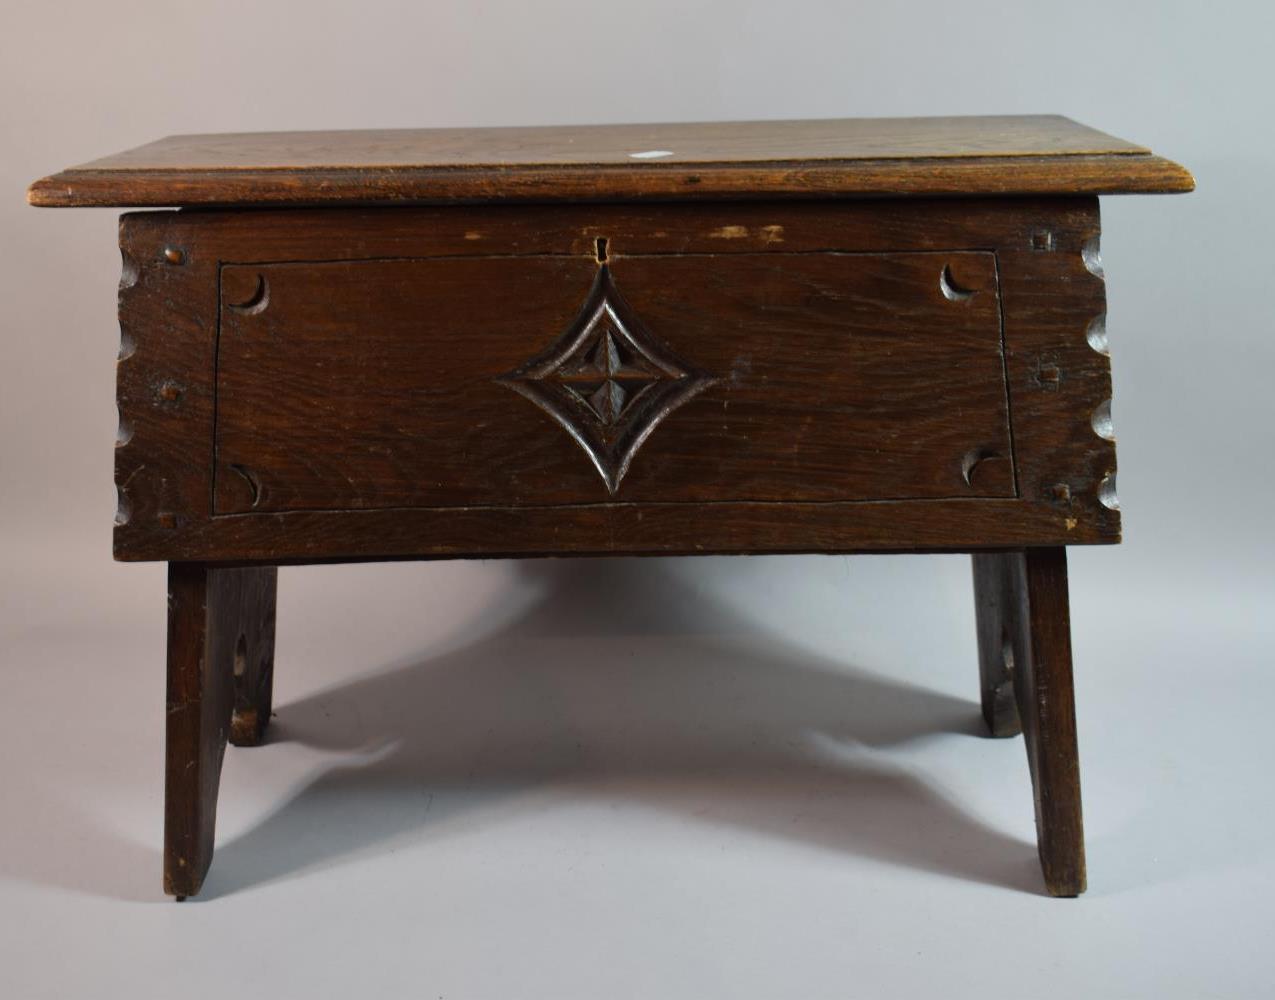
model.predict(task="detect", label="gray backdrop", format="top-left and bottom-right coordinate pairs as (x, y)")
top-left (2, 2), bottom-right (1271, 998)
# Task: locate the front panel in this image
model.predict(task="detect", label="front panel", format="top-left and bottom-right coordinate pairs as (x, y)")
top-left (114, 199), bottom-right (1115, 560)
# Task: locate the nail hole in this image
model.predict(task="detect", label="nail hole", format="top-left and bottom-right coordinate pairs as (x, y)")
top-left (595, 237), bottom-right (609, 264)
top-left (1031, 230), bottom-right (1055, 251)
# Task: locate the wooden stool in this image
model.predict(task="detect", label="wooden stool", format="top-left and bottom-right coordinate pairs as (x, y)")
top-left (29, 116), bottom-right (1192, 898)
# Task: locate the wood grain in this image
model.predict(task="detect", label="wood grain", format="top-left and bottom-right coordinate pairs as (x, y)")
top-left (114, 198), bottom-right (1118, 562)
top-left (28, 116), bottom-right (1193, 207)
top-left (213, 251), bottom-right (1013, 512)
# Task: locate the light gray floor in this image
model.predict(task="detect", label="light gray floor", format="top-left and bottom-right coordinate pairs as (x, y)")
top-left (2, 538), bottom-right (1271, 999)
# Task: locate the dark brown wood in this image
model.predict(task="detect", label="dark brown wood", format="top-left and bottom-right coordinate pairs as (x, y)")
top-left (113, 198), bottom-right (1117, 563)
top-left (228, 568), bottom-right (278, 746)
top-left (971, 548), bottom-right (1085, 896)
top-left (28, 115), bottom-right (1193, 207)
top-left (972, 554), bottom-right (1023, 739)
top-left (30, 116), bottom-right (1189, 898)
top-left (164, 564), bottom-right (277, 898)
top-left (214, 251), bottom-right (1013, 511)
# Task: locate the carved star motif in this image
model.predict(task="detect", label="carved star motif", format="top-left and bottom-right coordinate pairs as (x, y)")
top-left (498, 267), bottom-right (715, 494)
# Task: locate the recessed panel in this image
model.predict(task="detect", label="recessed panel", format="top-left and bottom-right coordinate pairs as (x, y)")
top-left (213, 251), bottom-right (1013, 513)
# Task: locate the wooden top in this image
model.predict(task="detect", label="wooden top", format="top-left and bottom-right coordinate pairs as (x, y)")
top-left (29, 115), bottom-right (1193, 208)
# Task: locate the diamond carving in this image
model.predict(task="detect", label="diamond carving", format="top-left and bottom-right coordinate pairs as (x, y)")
top-left (498, 267), bottom-right (715, 494)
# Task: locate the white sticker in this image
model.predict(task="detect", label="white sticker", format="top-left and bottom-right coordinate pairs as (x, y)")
top-left (628, 149), bottom-right (675, 159)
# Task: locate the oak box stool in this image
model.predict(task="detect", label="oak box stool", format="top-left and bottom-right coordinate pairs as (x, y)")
top-left (29, 116), bottom-right (1192, 898)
